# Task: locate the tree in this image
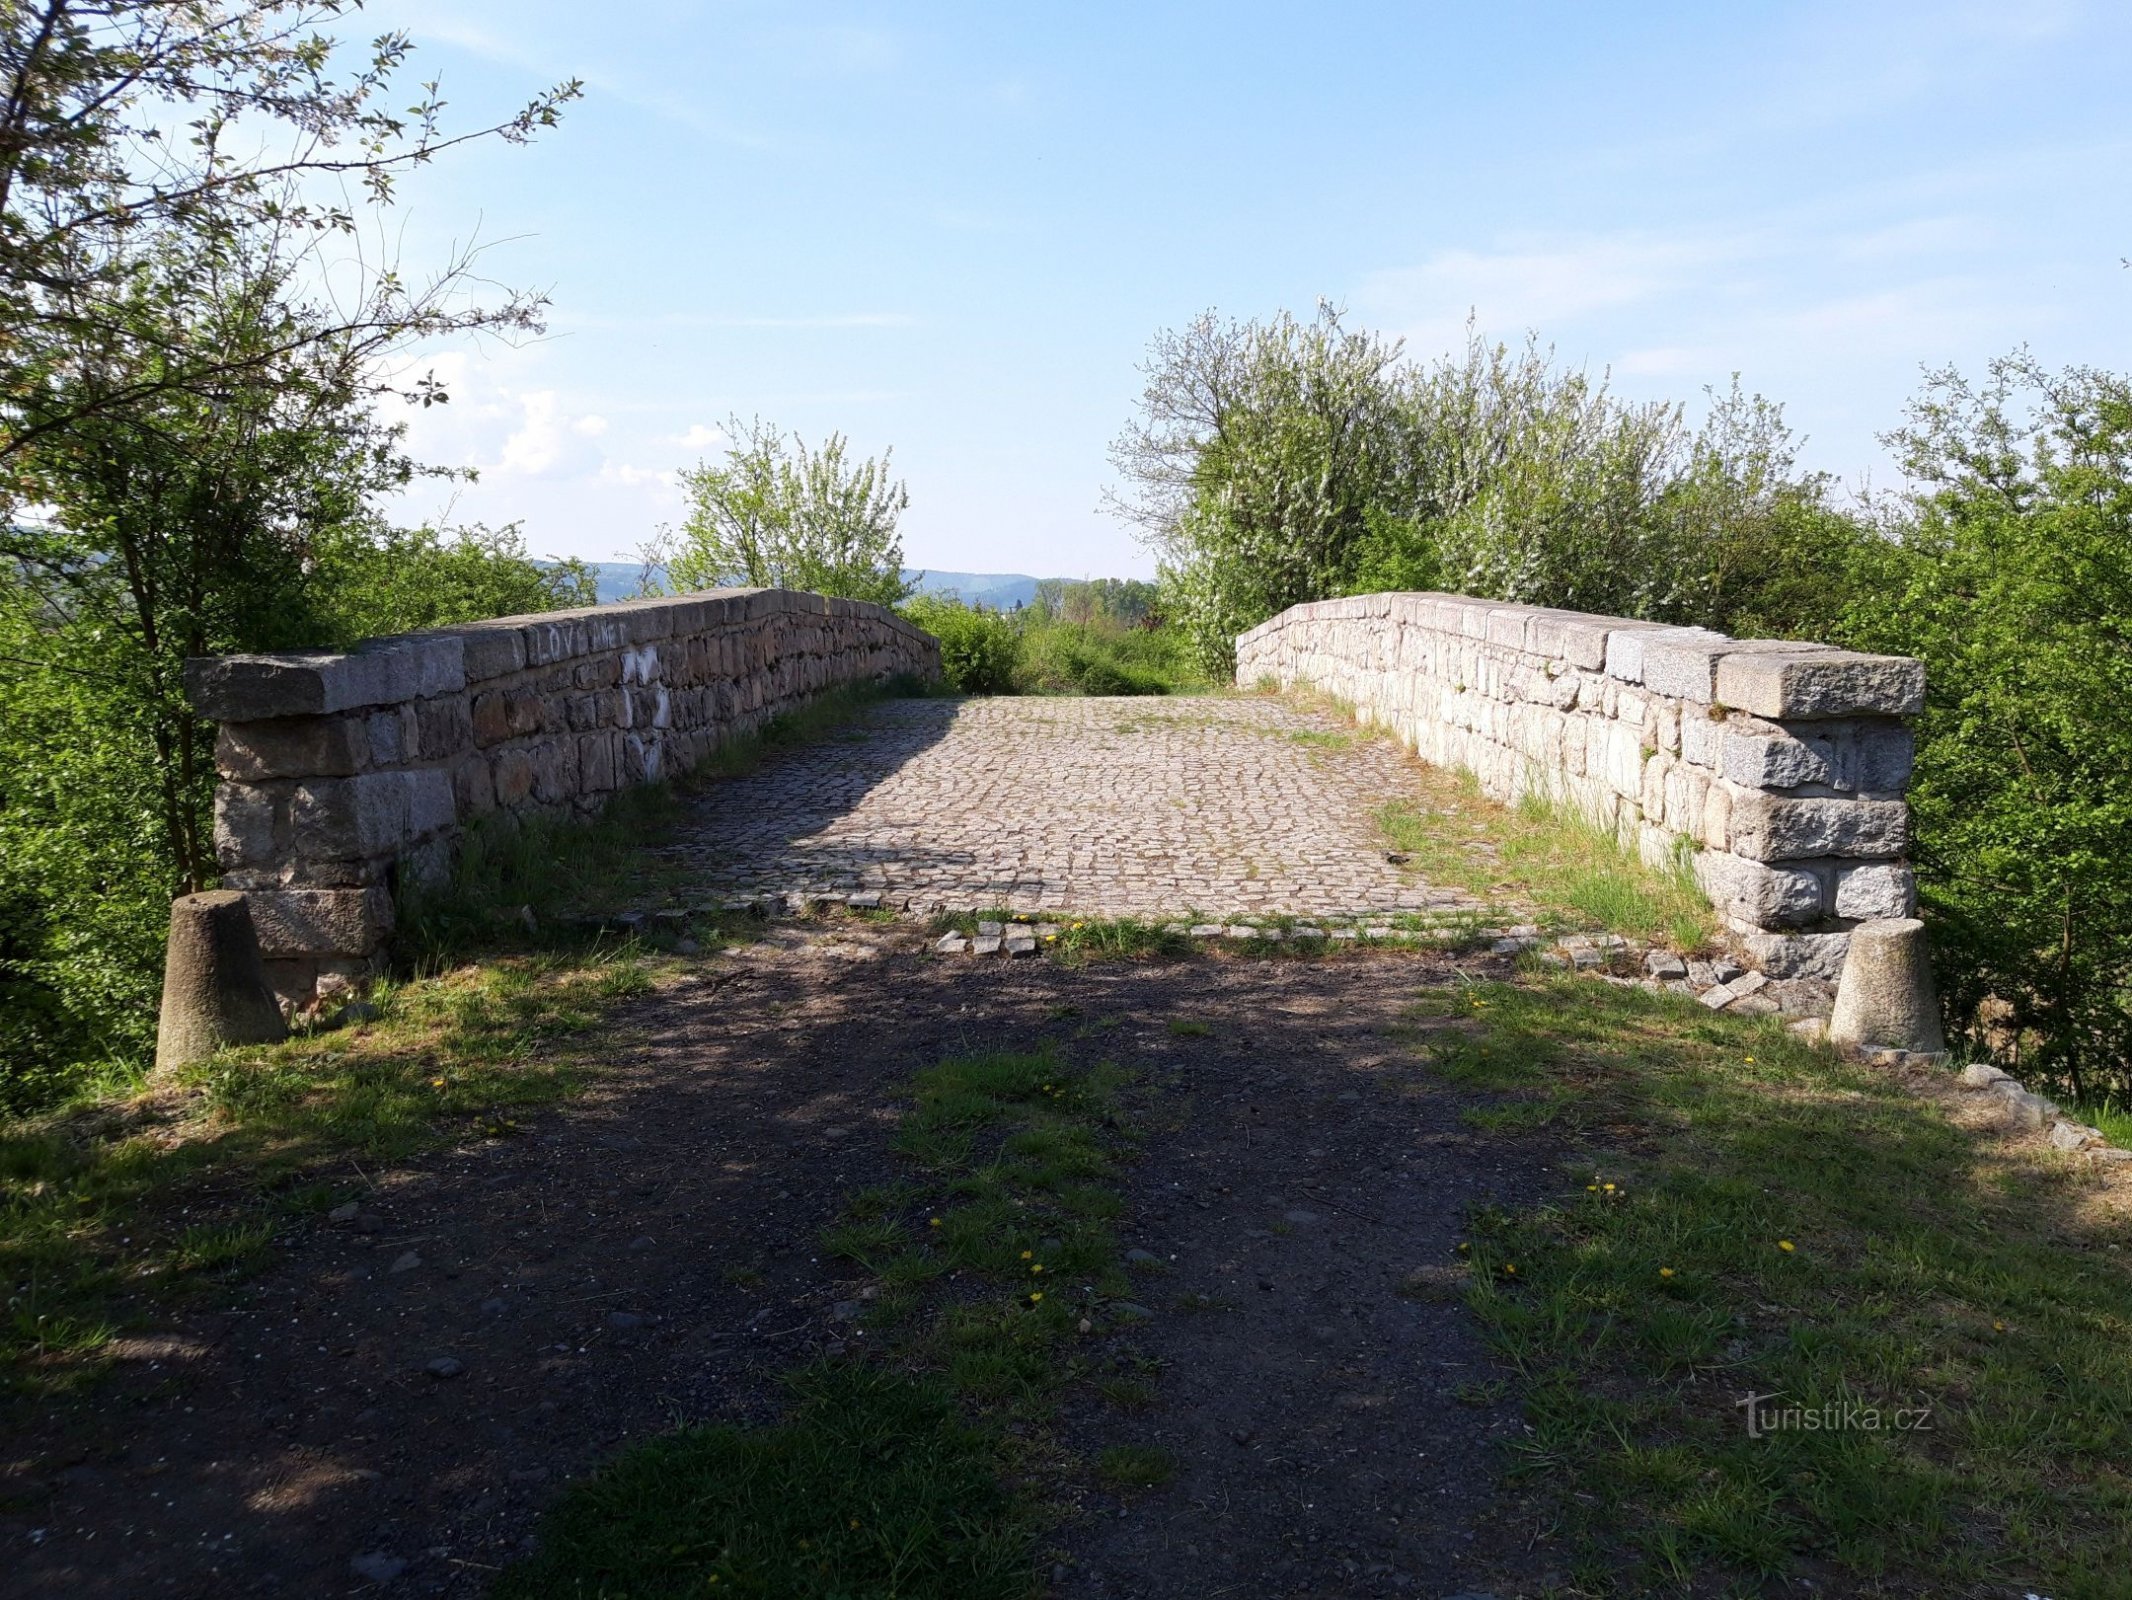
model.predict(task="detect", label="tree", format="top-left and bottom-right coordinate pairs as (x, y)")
top-left (662, 415), bottom-right (914, 607)
top-left (1107, 304), bottom-right (1415, 671)
top-left (0, 4), bottom-right (584, 1108)
top-left (1839, 354), bottom-right (2132, 1096)
top-left (1110, 308), bottom-right (1839, 671)
top-left (0, 1), bottom-right (580, 471)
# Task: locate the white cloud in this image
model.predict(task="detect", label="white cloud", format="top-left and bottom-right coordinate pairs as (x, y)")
top-left (1357, 232), bottom-right (1758, 357)
top-left (494, 390), bottom-right (612, 479)
top-left (673, 423), bottom-right (725, 451)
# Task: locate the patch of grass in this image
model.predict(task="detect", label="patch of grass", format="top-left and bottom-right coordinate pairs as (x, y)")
top-left (0, 949), bottom-right (661, 1398)
top-left (930, 909), bottom-right (1194, 963)
top-left (492, 1362), bottom-right (1035, 1600)
top-left (1418, 975), bottom-right (2132, 1595)
top-left (1015, 618), bottom-right (1207, 696)
top-left (1377, 768), bottom-right (1715, 950)
top-left (502, 1043), bottom-right (1151, 1595)
top-left (2072, 1093), bottom-right (2132, 1151)
top-left (1095, 1443), bottom-right (1177, 1489)
top-left (1166, 1019), bottom-right (1212, 1038)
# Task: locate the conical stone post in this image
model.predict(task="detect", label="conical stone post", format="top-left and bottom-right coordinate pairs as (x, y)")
top-left (155, 891), bottom-right (288, 1071)
top-left (1829, 916), bottom-right (1945, 1058)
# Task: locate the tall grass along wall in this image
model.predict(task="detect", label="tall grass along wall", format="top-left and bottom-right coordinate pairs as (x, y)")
top-left (1236, 593), bottom-right (1923, 978)
top-left (186, 589), bottom-right (939, 1007)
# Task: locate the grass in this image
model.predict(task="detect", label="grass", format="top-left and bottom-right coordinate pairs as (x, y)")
top-left (492, 1362), bottom-right (1033, 1600)
top-left (502, 1041), bottom-right (1160, 1595)
top-left (0, 949), bottom-right (663, 1398)
top-left (1015, 617), bottom-right (1208, 696)
top-left (1413, 974), bottom-right (2132, 1596)
top-left (927, 910), bottom-right (1194, 963)
top-left (1378, 768), bottom-right (1716, 950)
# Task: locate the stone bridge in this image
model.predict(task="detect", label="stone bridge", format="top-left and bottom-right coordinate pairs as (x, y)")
top-left (181, 587), bottom-right (1923, 1012)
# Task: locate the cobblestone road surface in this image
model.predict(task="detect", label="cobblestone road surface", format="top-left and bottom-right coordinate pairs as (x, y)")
top-left (667, 694), bottom-right (1494, 920)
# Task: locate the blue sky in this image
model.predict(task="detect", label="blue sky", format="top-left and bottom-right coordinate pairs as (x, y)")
top-left (366, 0), bottom-right (2132, 579)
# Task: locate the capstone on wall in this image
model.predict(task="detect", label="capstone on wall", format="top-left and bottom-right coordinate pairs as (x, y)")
top-left (1235, 593), bottom-right (1925, 978)
top-left (186, 588), bottom-right (939, 1007)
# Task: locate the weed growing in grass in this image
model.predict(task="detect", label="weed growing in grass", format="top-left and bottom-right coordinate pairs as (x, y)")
top-left (1421, 975), bottom-right (2132, 1593)
top-left (503, 1042), bottom-right (1159, 1595)
top-left (1378, 767), bottom-right (1715, 949)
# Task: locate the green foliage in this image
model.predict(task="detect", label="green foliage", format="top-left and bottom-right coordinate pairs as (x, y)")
top-left (1835, 355), bottom-right (2132, 1098)
top-left (1029, 575), bottom-right (1162, 627)
top-left (660, 414), bottom-right (914, 606)
top-left (307, 522), bottom-right (597, 640)
top-left (1111, 308), bottom-right (1839, 673)
top-left (902, 593), bottom-right (1023, 693)
top-left (901, 590), bottom-right (1205, 696)
top-left (0, 4), bottom-right (578, 464)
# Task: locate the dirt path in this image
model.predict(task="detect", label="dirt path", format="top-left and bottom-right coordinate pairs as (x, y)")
top-left (6, 928), bottom-right (1548, 1599)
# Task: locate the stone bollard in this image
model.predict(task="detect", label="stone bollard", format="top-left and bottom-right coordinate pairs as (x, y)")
top-left (155, 891), bottom-right (288, 1072)
top-left (1828, 917), bottom-right (1945, 1059)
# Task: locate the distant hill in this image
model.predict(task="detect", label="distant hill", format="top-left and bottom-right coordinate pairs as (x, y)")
top-left (582, 563), bottom-right (1045, 609)
top-left (906, 570), bottom-right (1041, 609)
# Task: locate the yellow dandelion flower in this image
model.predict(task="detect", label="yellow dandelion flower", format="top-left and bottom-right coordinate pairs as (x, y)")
top-left (1602, 1182), bottom-right (1616, 1192)
top-left (1020, 1250), bottom-right (1032, 1259)
top-left (929, 1217), bottom-right (942, 1228)
top-left (1586, 1184), bottom-right (1598, 1192)
top-left (1031, 1263), bottom-right (1045, 1274)
top-left (430, 1077), bottom-right (446, 1088)
top-left (1456, 1241), bottom-right (1470, 1253)
top-left (1029, 1291), bottom-right (1044, 1303)
top-left (1778, 1239), bottom-right (1796, 1253)
top-left (1993, 1320), bottom-right (2007, 1332)
top-left (1659, 1267), bottom-right (1675, 1278)
top-left (1745, 1055), bottom-right (1756, 1064)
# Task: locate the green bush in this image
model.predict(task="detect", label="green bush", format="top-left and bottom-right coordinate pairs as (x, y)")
top-left (903, 594), bottom-right (1023, 693)
top-left (1833, 356), bottom-right (2132, 1100)
top-left (1016, 619), bottom-right (1198, 695)
top-left (901, 593), bottom-right (1204, 697)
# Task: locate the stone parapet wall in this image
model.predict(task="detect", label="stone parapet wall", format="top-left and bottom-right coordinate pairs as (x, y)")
top-left (185, 588), bottom-right (938, 1006)
top-left (1235, 593), bottom-right (1924, 978)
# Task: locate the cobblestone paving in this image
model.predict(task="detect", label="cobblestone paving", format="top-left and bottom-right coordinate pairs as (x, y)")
top-left (666, 694), bottom-right (1499, 921)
